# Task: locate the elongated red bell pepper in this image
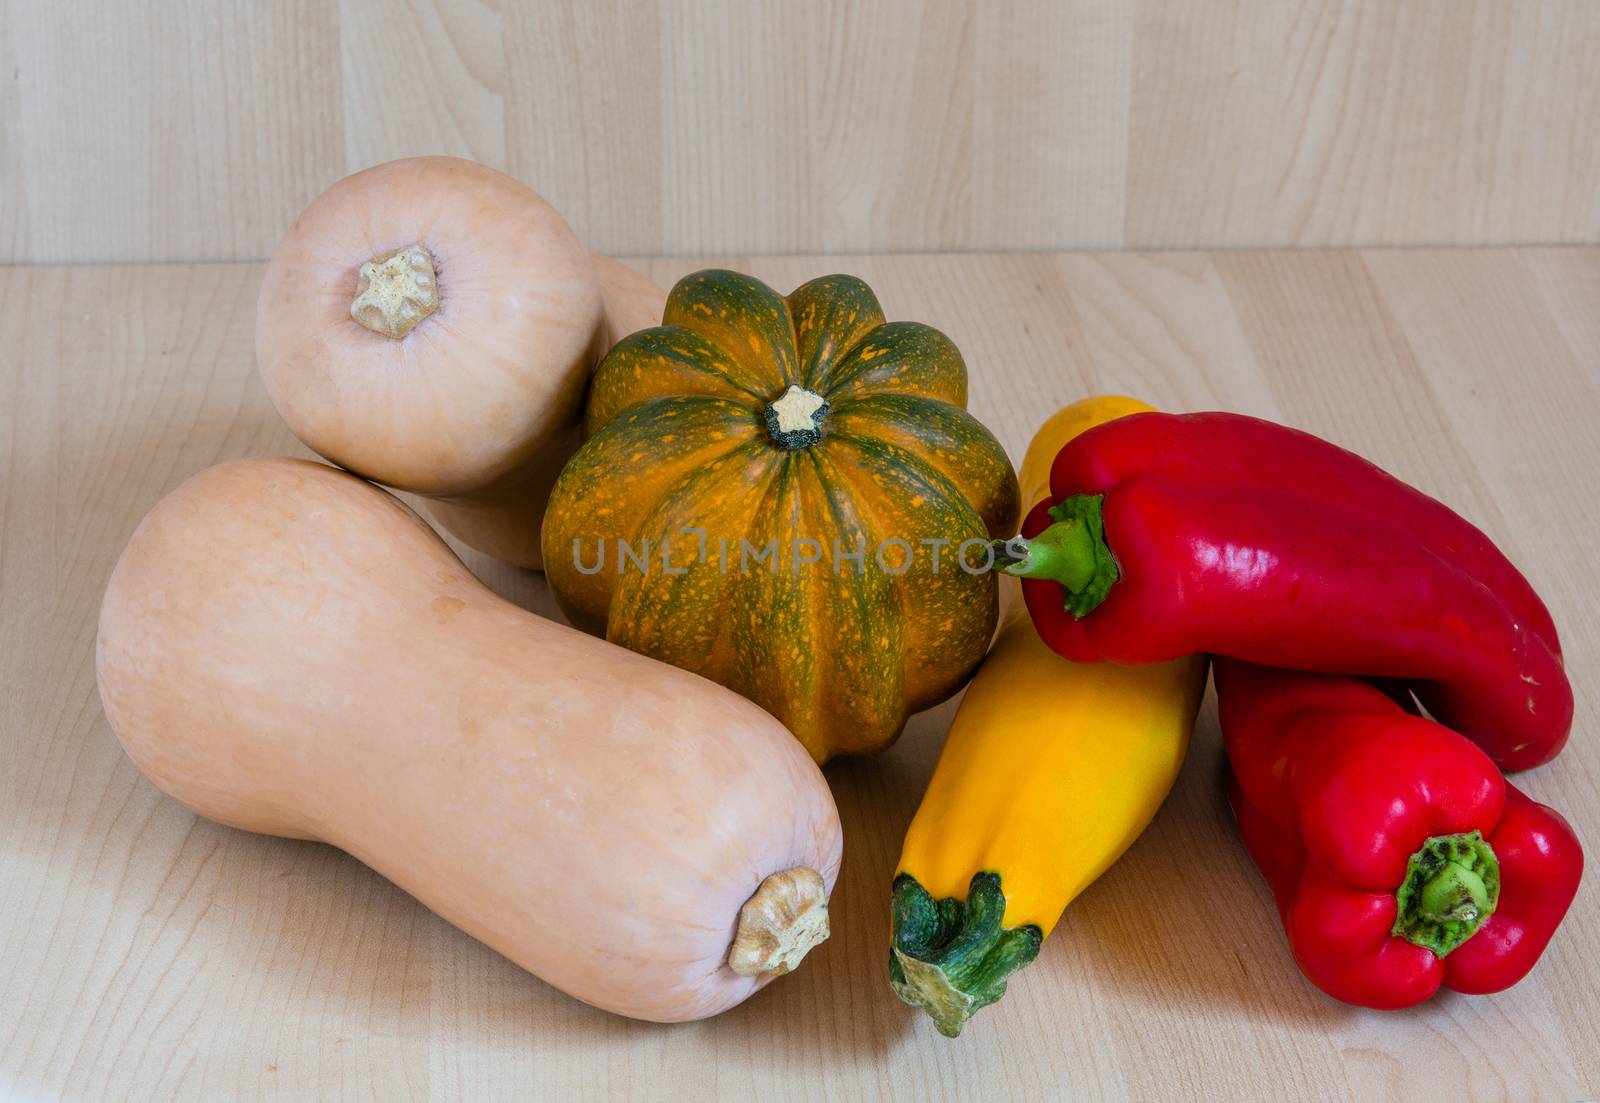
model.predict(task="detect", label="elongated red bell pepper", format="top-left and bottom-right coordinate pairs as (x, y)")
top-left (1216, 658), bottom-right (1583, 1008)
top-left (1002, 411), bottom-right (1571, 771)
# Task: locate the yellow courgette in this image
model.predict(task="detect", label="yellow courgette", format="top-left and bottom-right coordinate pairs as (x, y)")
top-left (889, 395), bottom-right (1207, 1036)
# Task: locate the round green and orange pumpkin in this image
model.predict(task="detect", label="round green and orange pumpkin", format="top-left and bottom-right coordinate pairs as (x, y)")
top-left (542, 270), bottom-right (1019, 762)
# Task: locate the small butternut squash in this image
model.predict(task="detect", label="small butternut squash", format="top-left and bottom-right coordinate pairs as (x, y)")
top-left (256, 156), bottom-right (604, 569)
top-left (96, 458), bottom-right (842, 1023)
top-left (593, 252), bottom-right (669, 354)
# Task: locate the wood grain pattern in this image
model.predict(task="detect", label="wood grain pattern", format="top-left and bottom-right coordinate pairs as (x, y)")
top-left (5, 1), bottom-right (1600, 263)
top-left (1, 249), bottom-right (1597, 1101)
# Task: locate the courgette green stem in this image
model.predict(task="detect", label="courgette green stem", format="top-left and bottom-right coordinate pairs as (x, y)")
top-left (889, 872), bottom-right (1042, 1038)
top-left (1392, 831), bottom-right (1500, 957)
top-left (990, 494), bottom-right (1119, 618)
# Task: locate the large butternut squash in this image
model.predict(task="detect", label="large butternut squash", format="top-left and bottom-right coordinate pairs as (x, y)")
top-left (95, 458), bottom-right (842, 1023)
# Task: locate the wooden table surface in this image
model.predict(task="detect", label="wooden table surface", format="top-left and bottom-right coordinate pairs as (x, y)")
top-left (2, 249), bottom-right (1597, 1102)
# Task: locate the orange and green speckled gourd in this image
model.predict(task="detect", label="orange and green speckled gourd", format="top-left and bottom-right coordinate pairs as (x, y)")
top-left (542, 270), bottom-right (1020, 763)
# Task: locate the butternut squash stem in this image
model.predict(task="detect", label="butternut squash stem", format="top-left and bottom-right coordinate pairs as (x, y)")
top-left (889, 872), bottom-right (1042, 1037)
top-left (991, 493), bottom-right (1119, 618)
top-left (727, 867), bottom-right (831, 977)
top-left (350, 244), bottom-right (439, 339)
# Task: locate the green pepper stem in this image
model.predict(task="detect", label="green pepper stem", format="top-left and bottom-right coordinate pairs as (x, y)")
top-left (888, 872), bottom-right (1042, 1038)
top-left (995, 520), bottom-right (1096, 590)
top-left (1392, 831), bottom-right (1500, 957)
top-left (1419, 861), bottom-right (1490, 923)
top-left (990, 493), bottom-right (1119, 618)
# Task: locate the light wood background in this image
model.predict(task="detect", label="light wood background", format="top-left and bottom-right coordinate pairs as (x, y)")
top-left (1, 249), bottom-right (1596, 1101)
top-left (5, 0), bottom-right (1600, 264)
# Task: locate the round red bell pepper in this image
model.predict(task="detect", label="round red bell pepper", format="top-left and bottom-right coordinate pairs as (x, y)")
top-left (1003, 411), bottom-right (1571, 771)
top-left (1216, 658), bottom-right (1584, 1008)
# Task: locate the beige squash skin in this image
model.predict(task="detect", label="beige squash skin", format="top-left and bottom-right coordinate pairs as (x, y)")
top-left (593, 253), bottom-right (669, 354)
top-left (422, 256), bottom-right (668, 563)
top-left (256, 157), bottom-right (603, 568)
top-left (95, 458), bottom-right (842, 1023)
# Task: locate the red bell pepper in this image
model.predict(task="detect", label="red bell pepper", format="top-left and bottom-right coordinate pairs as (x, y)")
top-left (1216, 658), bottom-right (1583, 1008)
top-left (1002, 411), bottom-right (1571, 771)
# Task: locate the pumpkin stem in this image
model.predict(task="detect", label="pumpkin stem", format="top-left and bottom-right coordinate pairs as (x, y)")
top-left (350, 244), bottom-right (440, 339)
top-left (727, 867), bottom-right (831, 977)
top-left (764, 385), bottom-right (830, 449)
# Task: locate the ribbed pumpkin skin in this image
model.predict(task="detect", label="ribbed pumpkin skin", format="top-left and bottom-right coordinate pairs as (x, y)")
top-left (543, 270), bottom-right (1020, 763)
